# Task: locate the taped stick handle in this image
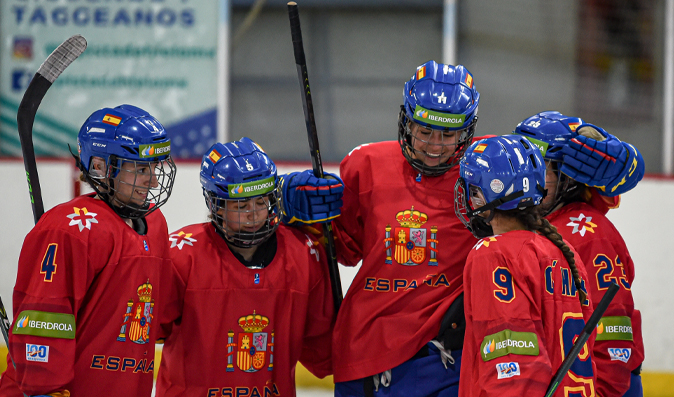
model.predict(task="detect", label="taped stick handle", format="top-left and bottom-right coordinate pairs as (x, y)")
top-left (287, 2), bottom-right (343, 312)
top-left (288, 3), bottom-right (306, 66)
top-left (544, 282), bottom-right (620, 397)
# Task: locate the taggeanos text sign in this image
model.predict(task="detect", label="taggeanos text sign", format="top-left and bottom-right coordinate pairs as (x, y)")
top-left (0, 0), bottom-right (219, 159)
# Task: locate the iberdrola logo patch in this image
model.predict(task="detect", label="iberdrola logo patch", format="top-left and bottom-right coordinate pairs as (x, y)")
top-left (480, 329), bottom-right (539, 362)
top-left (412, 105), bottom-right (465, 128)
top-left (139, 142), bottom-right (170, 158)
top-left (228, 176), bottom-right (275, 199)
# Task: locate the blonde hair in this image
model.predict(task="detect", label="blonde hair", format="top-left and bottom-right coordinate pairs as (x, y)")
top-left (577, 125), bottom-right (605, 141)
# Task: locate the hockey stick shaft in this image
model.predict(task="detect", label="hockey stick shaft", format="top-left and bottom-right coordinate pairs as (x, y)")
top-left (544, 282), bottom-right (619, 397)
top-left (0, 297), bottom-right (10, 349)
top-left (287, 2), bottom-right (343, 312)
top-left (17, 34), bottom-right (87, 224)
top-left (0, 297), bottom-right (24, 397)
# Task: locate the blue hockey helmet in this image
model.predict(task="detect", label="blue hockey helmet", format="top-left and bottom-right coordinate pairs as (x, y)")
top-left (398, 60), bottom-right (480, 176)
top-left (512, 111), bottom-right (586, 214)
top-left (454, 135), bottom-right (546, 238)
top-left (76, 104), bottom-right (176, 219)
top-left (200, 137), bottom-right (280, 247)
top-left (512, 111), bottom-right (584, 162)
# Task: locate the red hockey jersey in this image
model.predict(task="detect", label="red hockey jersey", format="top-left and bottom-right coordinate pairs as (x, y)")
top-left (332, 141), bottom-right (474, 382)
top-left (548, 201), bottom-right (644, 397)
top-left (459, 230), bottom-right (597, 397)
top-left (155, 223), bottom-right (334, 397)
top-left (0, 194), bottom-right (171, 396)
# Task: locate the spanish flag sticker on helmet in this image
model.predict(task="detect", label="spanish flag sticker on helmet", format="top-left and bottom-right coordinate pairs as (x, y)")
top-left (568, 122), bottom-right (580, 132)
top-left (465, 73), bottom-right (473, 89)
top-left (209, 149), bottom-right (221, 163)
top-left (102, 114), bottom-right (121, 126)
top-left (416, 66), bottom-right (426, 81)
top-left (474, 143), bottom-right (487, 153)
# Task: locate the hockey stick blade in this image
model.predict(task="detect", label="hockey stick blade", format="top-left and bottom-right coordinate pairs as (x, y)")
top-left (287, 2), bottom-right (344, 313)
top-left (17, 34), bottom-right (87, 224)
top-left (544, 282), bottom-right (619, 397)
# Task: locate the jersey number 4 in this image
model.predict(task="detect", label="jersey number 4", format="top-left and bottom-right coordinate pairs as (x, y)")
top-left (40, 244), bottom-right (58, 282)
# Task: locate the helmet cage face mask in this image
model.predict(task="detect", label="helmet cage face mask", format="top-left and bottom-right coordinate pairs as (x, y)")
top-left (398, 106), bottom-right (477, 176)
top-left (199, 138), bottom-right (280, 248)
top-left (541, 159), bottom-right (580, 216)
top-left (454, 177), bottom-right (495, 238)
top-left (77, 104), bottom-right (176, 219)
top-left (204, 189), bottom-right (280, 248)
top-left (89, 156), bottom-right (176, 219)
top-left (398, 61), bottom-right (480, 177)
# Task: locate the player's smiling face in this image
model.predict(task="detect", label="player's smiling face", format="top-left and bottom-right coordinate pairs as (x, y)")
top-left (409, 121), bottom-right (458, 167)
top-left (113, 160), bottom-right (159, 206)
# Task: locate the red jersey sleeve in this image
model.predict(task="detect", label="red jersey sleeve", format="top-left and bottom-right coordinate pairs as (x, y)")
top-left (157, 246), bottom-right (190, 340)
top-left (10, 226), bottom-right (105, 395)
top-left (298, 240), bottom-right (335, 378)
top-left (333, 147), bottom-right (365, 267)
top-left (464, 248), bottom-right (553, 396)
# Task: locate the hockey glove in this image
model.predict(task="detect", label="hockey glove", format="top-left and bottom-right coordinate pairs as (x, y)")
top-left (560, 124), bottom-right (644, 196)
top-left (278, 170), bottom-right (344, 225)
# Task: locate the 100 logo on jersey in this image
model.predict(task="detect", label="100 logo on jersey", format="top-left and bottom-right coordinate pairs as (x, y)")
top-left (25, 343), bottom-right (49, 362)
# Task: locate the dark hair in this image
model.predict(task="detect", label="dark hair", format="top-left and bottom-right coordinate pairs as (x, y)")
top-left (503, 206), bottom-right (587, 304)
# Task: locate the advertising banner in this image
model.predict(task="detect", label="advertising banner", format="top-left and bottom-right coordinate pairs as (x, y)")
top-left (0, 0), bottom-right (219, 159)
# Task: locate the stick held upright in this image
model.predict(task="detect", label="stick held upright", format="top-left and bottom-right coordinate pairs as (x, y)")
top-left (17, 34), bottom-right (87, 224)
top-left (287, 2), bottom-right (343, 312)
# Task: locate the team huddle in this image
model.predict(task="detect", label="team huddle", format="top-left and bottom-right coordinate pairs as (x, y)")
top-left (0, 60), bottom-right (644, 397)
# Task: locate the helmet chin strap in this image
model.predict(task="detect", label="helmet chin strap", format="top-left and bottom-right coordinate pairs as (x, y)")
top-left (465, 190), bottom-right (524, 239)
top-left (467, 190), bottom-right (525, 218)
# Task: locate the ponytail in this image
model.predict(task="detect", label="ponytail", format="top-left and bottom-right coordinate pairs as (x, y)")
top-left (507, 207), bottom-right (587, 304)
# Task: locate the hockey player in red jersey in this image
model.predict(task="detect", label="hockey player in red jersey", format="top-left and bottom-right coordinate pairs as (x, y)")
top-left (155, 137), bottom-right (335, 397)
top-left (513, 112), bottom-right (645, 397)
top-left (0, 105), bottom-right (176, 397)
top-left (279, 61), bottom-right (645, 397)
top-left (325, 61), bottom-right (480, 397)
top-left (455, 135), bottom-right (596, 397)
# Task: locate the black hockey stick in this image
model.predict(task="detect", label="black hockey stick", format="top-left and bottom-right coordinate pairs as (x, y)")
top-left (287, 2), bottom-right (343, 312)
top-left (544, 282), bottom-right (619, 397)
top-left (0, 298), bottom-right (25, 397)
top-left (0, 35), bottom-right (87, 393)
top-left (18, 34), bottom-right (87, 224)
top-left (0, 296), bottom-right (10, 349)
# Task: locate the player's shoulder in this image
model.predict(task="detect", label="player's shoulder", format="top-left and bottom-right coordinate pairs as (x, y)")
top-left (168, 222), bottom-right (212, 251)
top-left (277, 225), bottom-right (317, 247)
top-left (550, 201), bottom-right (618, 239)
top-left (470, 231), bottom-right (534, 253)
top-left (342, 141), bottom-right (398, 166)
top-left (467, 235), bottom-right (510, 266)
top-left (36, 194), bottom-right (117, 236)
top-left (277, 225), bottom-right (324, 263)
top-left (144, 206), bottom-right (169, 231)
